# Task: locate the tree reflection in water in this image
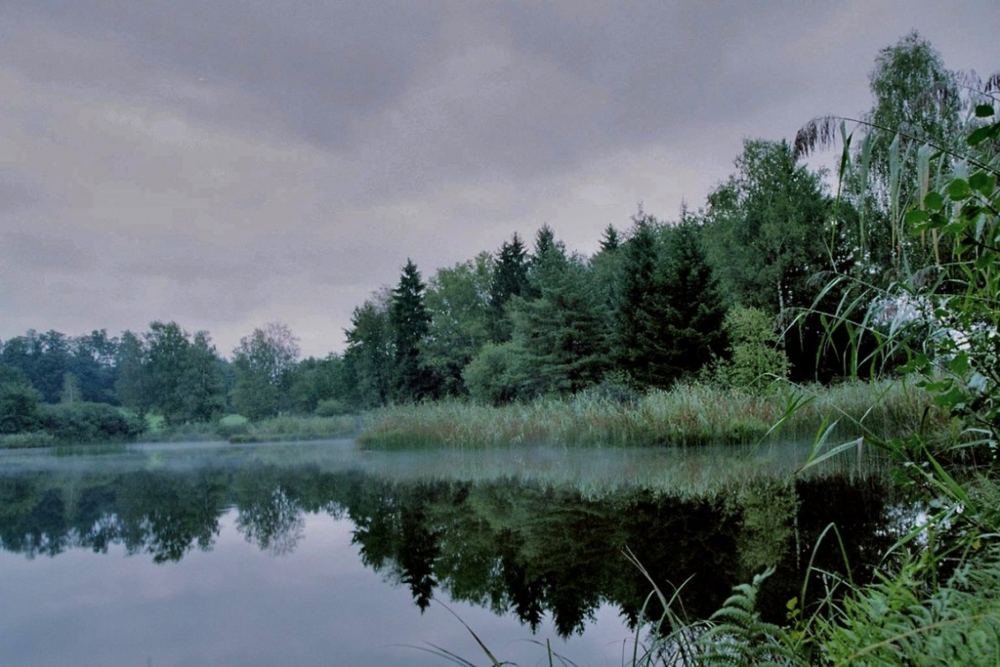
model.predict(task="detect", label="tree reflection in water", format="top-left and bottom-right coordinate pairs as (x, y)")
top-left (0, 462), bottom-right (898, 636)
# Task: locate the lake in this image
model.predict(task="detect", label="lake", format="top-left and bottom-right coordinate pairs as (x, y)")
top-left (0, 439), bottom-right (904, 666)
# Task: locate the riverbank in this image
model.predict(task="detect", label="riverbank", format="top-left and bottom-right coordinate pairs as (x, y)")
top-left (358, 381), bottom-right (951, 449)
top-left (0, 413), bottom-right (360, 448)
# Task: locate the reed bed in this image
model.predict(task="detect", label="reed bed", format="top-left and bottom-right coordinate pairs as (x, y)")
top-left (358, 381), bottom-right (948, 449)
top-left (226, 414), bottom-right (360, 443)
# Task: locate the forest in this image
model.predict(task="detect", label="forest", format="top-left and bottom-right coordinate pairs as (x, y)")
top-left (0, 32), bottom-right (995, 446)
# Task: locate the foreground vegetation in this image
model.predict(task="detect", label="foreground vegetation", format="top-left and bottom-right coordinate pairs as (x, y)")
top-left (359, 381), bottom-right (947, 449)
top-left (416, 35), bottom-right (1000, 666)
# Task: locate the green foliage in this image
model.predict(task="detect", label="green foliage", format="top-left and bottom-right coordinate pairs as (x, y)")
top-left (699, 568), bottom-right (797, 665)
top-left (0, 431), bottom-right (58, 448)
top-left (1, 329), bottom-right (118, 404)
top-left (462, 342), bottom-right (523, 406)
top-left (704, 139), bottom-right (832, 314)
top-left (614, 215), bottom-right (726, 388)
top-left (389, 259), bottom-right (438, 402)
top-left (487, 233), bottom-right (530, 341)
top-left (37, 402), bottom-right (145, 443)
top-left (421, 254), bottom-right (494, 396)
top-left (114, 330), bottom-right (147, 413)
top-left (655, 220), bottom-right (727, 379)
top-left (360, 381), bottom-right (938, 449)
top-left (816, 556), bottom-right (1000, 666)
top-left (227, 414), bottom-right (357, 443)
top-left (344, 295), bottom-right (394, 408)
top-left (231, 322), bottom-right (300, 420)
top-left (286, 355), bottom-right (351, 413)
top-left (314, 398), bottom-right (351, 417)
top-left (508, 252), bottom-right (612, 396)
top-left (216, 414), bottom-right (251, 439)
top-left (0, 381), bottom-right (41, 434)
top-left (720, 307), bottom-right (791, 390)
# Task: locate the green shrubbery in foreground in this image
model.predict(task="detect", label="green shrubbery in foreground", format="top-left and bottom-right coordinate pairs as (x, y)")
top-left (358, 380), bottom-right (949, 449)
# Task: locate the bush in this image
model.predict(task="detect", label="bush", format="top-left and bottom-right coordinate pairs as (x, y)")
top-left (39, 402), bottom-right (146, 443)
top-left (463, 342), bottom-right (522, 405)
top-left (0, 382), bottom-right (42, 434)
top-left (216, 414), bottom-right (251, 438)
top-left (0, 432), bottom-right (58, 448)
top-left (576, 370), bottom-right (642, 405)
top-left (314, 399), bottom-right (351, 416)
top-left (721, 306), bottom-right (790, 390)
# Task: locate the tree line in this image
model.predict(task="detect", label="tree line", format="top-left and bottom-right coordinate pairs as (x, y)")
top-left (2, 31), bottom-right (990, 431)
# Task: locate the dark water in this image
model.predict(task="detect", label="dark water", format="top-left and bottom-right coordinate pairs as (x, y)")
top-left (0, 440), bottom-right (902, 666)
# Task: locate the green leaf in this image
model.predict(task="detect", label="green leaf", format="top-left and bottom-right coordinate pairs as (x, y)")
top-left (947, 179), bottom-right (971, 200)
top-left (969, 170), bottom-right (988, 190)
top-left (924, 191), bottom-right (944, 210)
top-left (933, 386), bottom-right (965, 409)
top-left (969, 171), bottom-right (996, 196)
top-left (975, 104), bottom-right (995, 117)
top-left (948, 352), bottom-right (970, 376)
top-left (967, 122), bottom-right (1000, 146)
top-left (905, 209), bottom-right (929, 225)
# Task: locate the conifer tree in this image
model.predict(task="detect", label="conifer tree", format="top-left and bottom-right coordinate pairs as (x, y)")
top-left (509, 258), bottom-right (610, 395)
top-left (389, 259), bottom-right (436, 401)
top-left (614, 216), bottom-right (661, 385)
top-left (488, 234), bottom-right (530, 341)
top-left (528, 224), bottom-right (568, 294)
top-left (655, 221), bottom-right (726, 379)
top-left (599, 224), bottom-right (621, 252)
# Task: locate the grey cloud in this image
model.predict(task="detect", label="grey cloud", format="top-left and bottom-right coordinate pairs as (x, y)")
top-left (1, 1), bottom-right (997, 355)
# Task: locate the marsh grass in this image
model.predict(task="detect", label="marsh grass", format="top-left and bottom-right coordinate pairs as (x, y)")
top-left (0, 432), bottom-right (59, 448)
top-left (358, 381), bottom-right (948, 449)
top-left (226, 414), bottom-right (360, 443)
top-left (134, 414), bottom-right (360, 444)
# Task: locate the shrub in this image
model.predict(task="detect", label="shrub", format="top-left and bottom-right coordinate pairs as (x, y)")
top-left (0, 382), bottom-right (42, 434)
top-left (314, 399), bottom-right (351, 416)
top-left (0, 432), bottom-right (58, 448)
top-left (463, 342), bottom-right (522, 405)
top-left (216, 414), bottom-right (251, 438)
top-left (722, 306), bottom-right (790, 390)
top-left (39, 402), bottom-right (146, 443)
top-left (575, 370), bottom-right (642, 405)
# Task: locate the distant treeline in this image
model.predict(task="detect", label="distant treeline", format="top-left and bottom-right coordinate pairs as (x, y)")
top-left (0, 32), bottom-right (988, 432)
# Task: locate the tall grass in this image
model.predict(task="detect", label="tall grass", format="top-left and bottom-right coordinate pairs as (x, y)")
top-left (138, 414), bottom-right (360, 444)
top-left (227, 414), bottom-right (359, 443)
top-left (358, 381), bottom-right (949, 449)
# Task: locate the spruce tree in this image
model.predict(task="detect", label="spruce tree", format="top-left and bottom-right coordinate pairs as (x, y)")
top-left (509, 259), bottom-right (610, 395)
top-left (599, 224), bottom-right (621, 252)
top-left (488, 234), bottom-right (530, 341)
top-left (655, 222), bottom-right (726, 380)
top-left (389, 259), bottom-right (435, 401)
top-left (614, 216), bottom-right (661, 385)
top-left (528, 224), bottom-right (568, 294)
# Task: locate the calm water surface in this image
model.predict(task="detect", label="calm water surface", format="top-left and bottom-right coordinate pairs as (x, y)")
top-left (0, 439), bottom-right (902, 666)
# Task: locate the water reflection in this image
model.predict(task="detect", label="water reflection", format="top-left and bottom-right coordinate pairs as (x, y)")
top-left (0, 444), bottom-right (898, 638)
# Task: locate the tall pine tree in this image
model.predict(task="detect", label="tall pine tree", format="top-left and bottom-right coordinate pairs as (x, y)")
top-left (389, 259), bottom-right (436, 402)
top-left (614, 216), bottom-right (661, 385)
top-left (614, 216), bottom-right (725, 387)
top-left (488, 234), bottom-right (530, 341)
top-left (655, 221), bottom-right (726, 380)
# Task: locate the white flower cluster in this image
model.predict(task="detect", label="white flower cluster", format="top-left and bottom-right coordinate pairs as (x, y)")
top-left (871, 292), bottom-right (932, 329)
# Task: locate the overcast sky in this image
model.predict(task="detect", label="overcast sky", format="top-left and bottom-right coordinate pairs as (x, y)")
top-left (1, 1), bottom-right (997, 357)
